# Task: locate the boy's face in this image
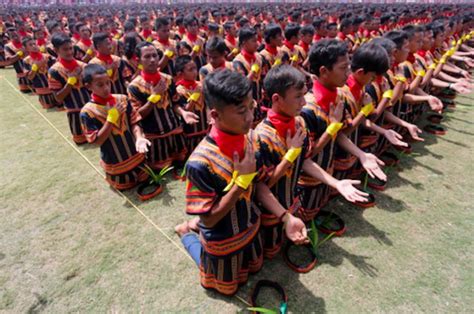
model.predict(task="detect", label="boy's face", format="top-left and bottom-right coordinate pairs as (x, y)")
top-left (301, 33), bottom-right (313, 44)
top-left (157, 24), bottom-right (170, 39)
top-left (212, 91), bottom-right (254, 135)
top-left (207, 50), bottom-right (226, 68)
top-left (25, 40), bottom-right (39, 53)
top-left (139, 45), bottom-right (159, 72)
top-left (141, 21), bottom-right (151, 30)
top-left (270, 33), bottom-right (283, 47)
top-left (228, 25), bottom-right (237, 37)
top-left (56, 41), bottom-right (74, 60)
top-left (87, 73), bottom-right (111, 98)
top-left (408, 32), bottom-right (422, 53)
top-left (355, 69), bottom-right (376, 86)
top-left (394, 39), bottom-right (409, 63)
top-left (242, 35), bottom-right (259, 53)
top-left (327, 27), bottom-right (337, 38)
top-left (35, 30), bottom-right (45, 39)
top-left (79, 26), bottom-right (91, 39)
top-left (289, 32), bottom-right (300, 44)
top-left (422, 31), bottom-right (433, 50)
top-left (97, 38), bottom-right (111, 55)
top-left (273, 85), bottom-right (307, 117)
top-left (434, 33), bottom-right (443, 47)
top-left (322, 54), bottom-right (350, 88)
top-left (178, 45), bottom-right (191, 56)
top-left (182, 60), bottom-right (198, 81)
top-left (186, 21), bottom-right (199, 35)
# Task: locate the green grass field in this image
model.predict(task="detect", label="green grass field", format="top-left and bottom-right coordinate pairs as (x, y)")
top-left (0, 67), bottom-right (473, 313)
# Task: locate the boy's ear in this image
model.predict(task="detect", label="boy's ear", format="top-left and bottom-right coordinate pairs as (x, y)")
top-left (354, 68), bottom-right (365, 76)
top-left (209, 108), bottom-right (219, 121)
top-left (271, 92), bottom-right (281, 104)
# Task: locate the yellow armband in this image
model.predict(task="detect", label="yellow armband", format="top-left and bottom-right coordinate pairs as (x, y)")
top-left (107, 107), bottom-right (120, 126)
top-left (290, 54), bottom-right (299, 62)
top-left (86, 48), bottom-right (94, 56)
top-left (394, 75), bottom-right (407, 83)
top-left (439, 56), bottom-right (447, 64)
top-left (146, 36), bottom-right (153, 43)
top-left (138, 64), bottom-right (144, 70)
top-left (31, 64), bottom-right (39, 72)
top-left (273, 58), bottom-right (282, 67)
top-left (148, 94), bottom-right (162, 104)
top-left (164, 49), bottom-right (174, 58)
top-left (326, 122), bottom-right (343, 137)
top-left (428, 63), bottom-right (436, 70)
top-left (284, 147), bottom-right (302, 163)
top-left (192, 45), bottom-right (200, 53)
top-left (16, 50), bottom-right (24, 58)
top-left (223, 170), bottom-right (258, 191)
top-left (67, 76), bottom-right (77, 86)
top-left (106, 69), bottom-right (113, 77)
top-left (251, 63), bottom-right (260, 73)
top-left (360, 102), bottom-right (374, 117)
top-left (39, 46), bottom-right (46, 53)
top-left (451, 39), bottom-right (456, 47)
top-left (457, 39), bottom-right (462, 46)
top-left (113, 34), bottom-right (121, 40)
top-left (231, 47), bottom-right (239, 54)
top-left (188, 92), bottom-right (200, 102)
top-left (416, 69), bottom-right (426, 77)
top-left (382, 89), bottom-right (393, 99)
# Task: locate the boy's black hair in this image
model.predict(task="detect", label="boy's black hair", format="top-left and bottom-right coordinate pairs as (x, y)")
top-left (82, 63), bottom-right (107, 84)
top-left (263, 23), bottom-right (282, 43)
top-left (45, 20), bottom-right (60, 34)
top-left (205, 36), bottom-right (228, 54)
top-left (92, 32), bottom-right (109, 49)
top-left (284, 23), bottom-right (301, 41)
top-left (51, 32), bottom-right (72, 49)
top-left (402, 25), bottom-right (422, 39)
top-left (135, 41), bottom-right (155, 58)
top-left (309, 39), bottom-right (348, 76)
top-left (370, 37), bottom-right (396, 55)
top-left (183, 14), bottom-right (198, 28)
top-left (312, 17), bottom-right (326, 29)
top-left (21, 36), bottom-right (34, 47)
top-left (123, 21), bottom-right (136, 33)
top-left (264, 64), bottom-right (306, 98)
top-left (124, 32), bottom-right (139, 59)
top-left (174, 55), bottom-right (194, 73)
top-left (203, 69), bottom-right (251, 110)
top-left (326, 22), bottom-right (338, 30)
top-left (238, 27), bottom-right (257, 45)
top-left (340, 18), bottom-right (352, 31)
top-left (223, 21), bottom-right (234, 31)
top-left (154, 16), bottom-right (170, 31)
top-left (384, 30), bottom-right (408, 49)
top-left (176, 40), bottom-right (192, 53)
top-left (351, 43), bottom-right (389, 75)
top-left (300, 24), bottom-right (315, 37)
top-left (208, 23), bottom-right (219, 33)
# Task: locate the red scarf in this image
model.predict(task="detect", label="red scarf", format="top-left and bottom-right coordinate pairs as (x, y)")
top-left (157, 37), bottom-right (170, 46)
top-left (265, 44), bottom-right (278, 56)
top-left (142, 29), bottom-right (152, 39)
top-left (407, 53), bottom-right (416, 64)
top-left (58, 57), bottom-right (79, 71)
top-left (225, 34), bottom-right (236, 46)
top-left (299, 40), bottom-right (309, 53)
top-left (72, 33), bottom-right (81, 41)
top-left (97, 52), bottom-right (113, 65)
top-left (141, 70), bottom-right (161, 86)
top-left (267, 109), bottom-right (295, 138)
top-left (314, 34), bottom-right (322, 42)
top-left (416, 49), bottom-right (427, 60)
top-left (186, 32), bottom-right (198, 43)
top-left (337, 32), bottom-right (346, 41)
top-left (36, 38), bottom-right (47, 47)
top-left (375, 75), bottom-right (384, 85)
top-left (313, 78), bottom-right (337, 113)
top-left (176, 79), bottom-right (197, 90)
top-left (209, 126), bottom-right (245, 160)
top-left (178, 26), bottom-right (186, 35)
top-left (283, 39), bottom-right (295, 51)
top-left (29, 51), bottom-right (43, 61)
top-left (347, 74), bottom-right (364, 103)
top-left (241, 49), bottom-right (256, 64)
top-left (12, 40), bottom-right (22, 49)
top-left (18, 30), bottom-right (28, 37)
top-left (91, 93), bottom-right (116, 106)
top-left (80, 38), bottom-right (92, 47)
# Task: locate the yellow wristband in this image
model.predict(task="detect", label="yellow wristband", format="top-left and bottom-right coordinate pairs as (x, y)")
top-left (106, 69), bottom-right (113, 77)
top-left (16, 50), bottom-right (24, 57)
top-left (31, 64), bottom-right (39, 72)
top-left (67, 76), bottom-right (77, 86)
top-left (284, 147), bottom-right (302, 163)
top-left (467, 34), bottom-right (471, 40)
top-left (416, 69), bottom-right (426, 77)
top-left (138, 64), bottom-right (144, 70)
top-left (457, 39), bottom-right (462, 46)
top-left (440, 56), bottom-right (447, 64)
top-left (113, 34), bottom-right (121, 40)
top-left (147, 94), bottom-right (162, 104)
top-left (86, 48), bottom-right (94, 56)
top-left (164, 49), bottom-right (174, 58)
top-left (428, 63), bottom-right (436, 70)
top-left (235, 172), bottom-right (258, 190)
top-left (290, 54), bottom-right (299, 62)
top-left (382, 89), bottom-right (393, 99)
top-left (231, 47), bottom-right (239, 54)
top-left (326, 122), bottom-right (343, 137)
top-left (394, 75), bottom-right (407, 83)
top-left (451, 40), bottom-right (456, 46)
top-left (146, 36), bottom-right (153, 43)
top-left (251, 63), bottom-right (260, 73)
top-left (273, 58), bottom-right (282, 67)
top-left (361, 102), bottom-right (374, 117)
top-left (188, 92), bottom-right (200, 102)
top-left (446, 48), bottom-right (455, 57)
top-left (192, 45), bottom-right (200, 53)
top-left (107, 107), bottom-right (120, 125)
top-left (39, 46), bottom-right (46, 53)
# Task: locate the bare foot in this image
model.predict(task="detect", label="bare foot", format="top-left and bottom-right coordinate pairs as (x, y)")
top-left (188, 217), bottom-right (200, 233)
top-left (174, 221), bottom-right (191, 237)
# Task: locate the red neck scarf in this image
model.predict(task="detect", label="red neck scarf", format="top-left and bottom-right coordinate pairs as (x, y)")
top-left (178, 26), bottom-right (186, 35)
top-left (58, 57), bottom-right (79, 71)
top-left (225, 34), bottom-right (236, 46)
top-left (407, 53), bottom-right (416, 64)
top-left (97, 52), bottom-right (113, 64)
top-left (314, 34), bottom-right (322, 41)
top-left (299, 40), bottom-right (309, 53)
top-left (241, 49), bottom-right (256, 64)
top-left (91, 93), bottom-right (116, 106)
top-left (142, 29), bottom-right (152, 39)
top-left (337, 32), bottom-right (346, 41)
top-left (416, 49), bottom-right (427, 60)
top-left (375, 75), bottom-right (384, 85)
top-left (12, 40), bottom-right (22, 49)
top-left (36, 38), bottom-right (47, 46)
top-left (18, 30), bottom-right (28, 37)
top-left (347, 74), bottom-right (364, 103)
top-left (267, 109), bottom-right (295, 138)
top-left (80, 38), bottom-right (92, 47)
top-left (264, 44), bottom-right (278, 56)
top-left (176, 79), bottom-right (197, 90)
top-left (186, 32), bottom-right (198, 43)
top-left (157, 37), bottom-right (170, 46)
top-left (141, 70), bottom-right (161, 86)
top-left (313, 78), bottom-right (337, 113)
top-left (283, 39), bottom-right (295, 51)
top-left (72, 33), bottom-right (81, 41)
top-left (209, 126), bottom-right (245, 160)
top-left (29, 51), bottom-right (43, 61)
